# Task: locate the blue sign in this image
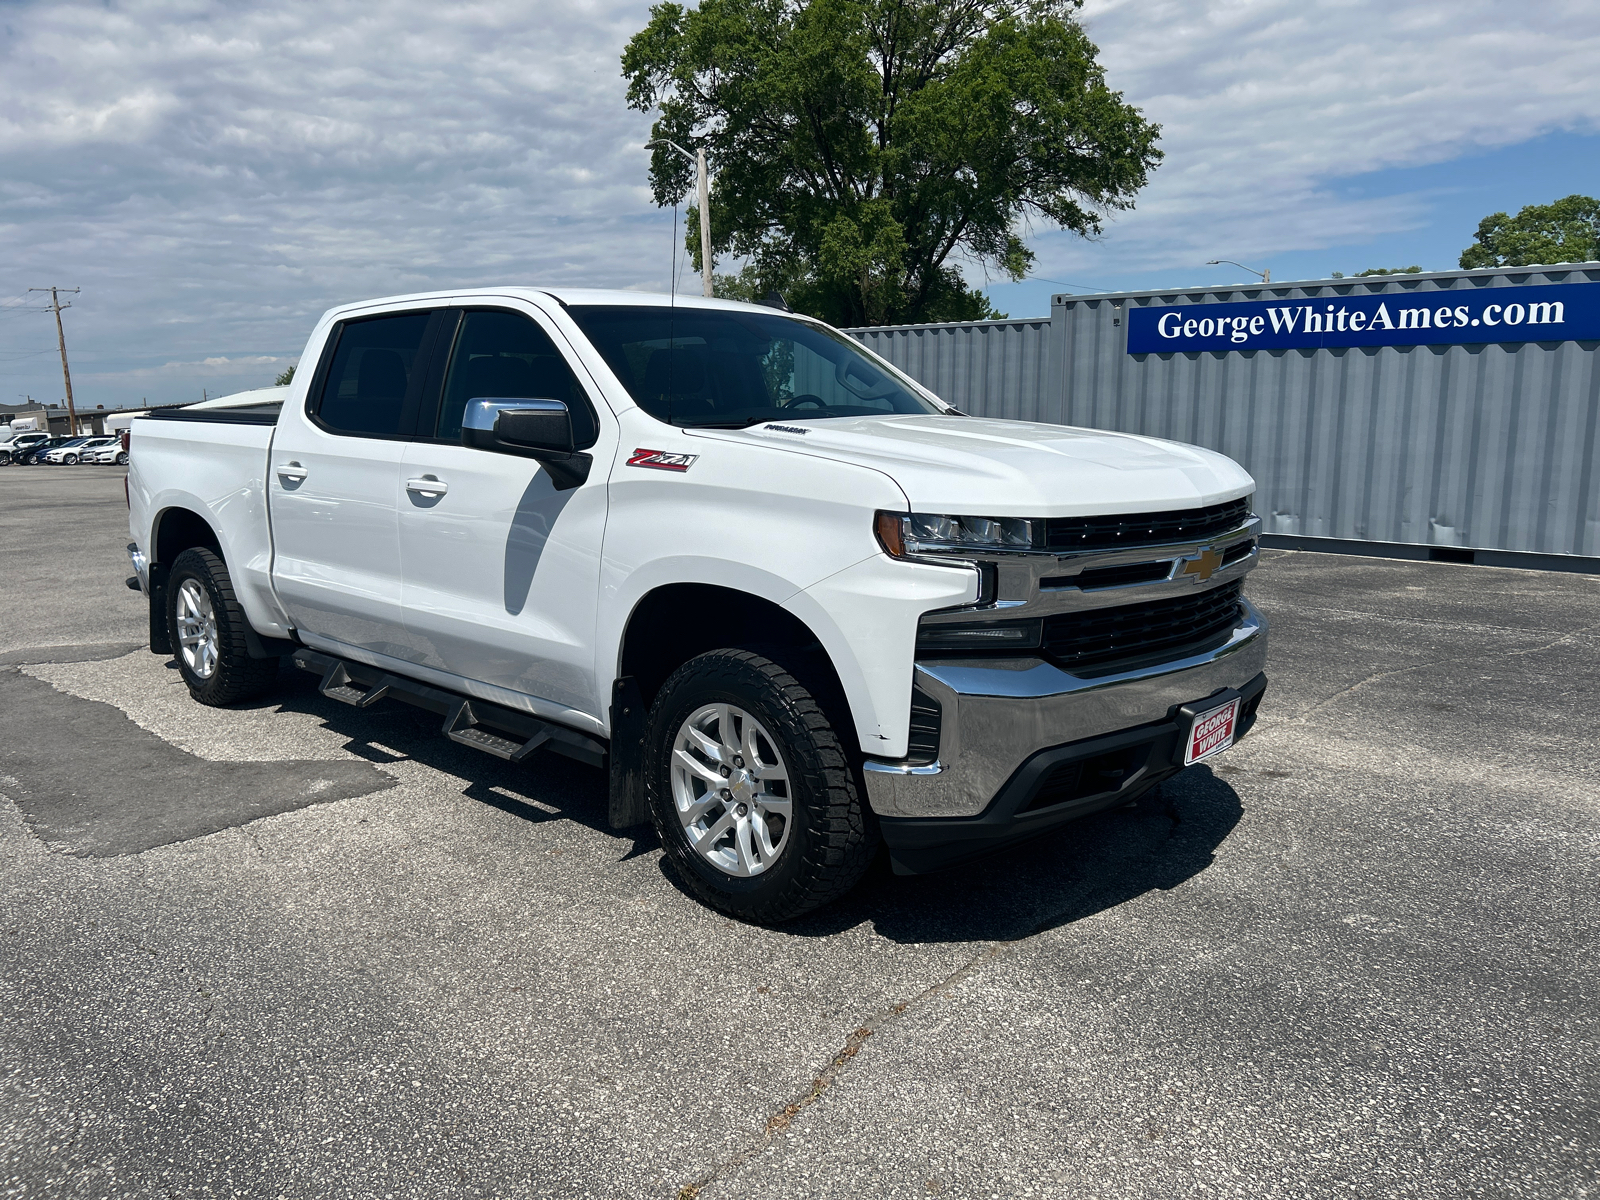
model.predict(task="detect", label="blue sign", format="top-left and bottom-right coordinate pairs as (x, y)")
top-left (1126, 281), bottom-right (1600, 354)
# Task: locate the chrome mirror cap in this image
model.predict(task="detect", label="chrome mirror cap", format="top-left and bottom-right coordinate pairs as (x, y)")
top-left (462, 396), bottom-right (566, 432)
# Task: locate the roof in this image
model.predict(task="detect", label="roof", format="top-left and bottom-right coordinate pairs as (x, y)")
top-left (321, 286), bottom-right (791, 322)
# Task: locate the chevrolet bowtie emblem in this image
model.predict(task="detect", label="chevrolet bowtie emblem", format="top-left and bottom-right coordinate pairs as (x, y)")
top-left (1179, 547), bottom-right (1224, 582)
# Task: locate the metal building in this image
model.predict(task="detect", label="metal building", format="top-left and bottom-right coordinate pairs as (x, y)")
top-left (849, 264), bottom-right (1600, 565)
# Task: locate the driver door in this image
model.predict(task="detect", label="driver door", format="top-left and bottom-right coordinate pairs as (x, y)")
top-left (397, 305), bottom-right (613, 722)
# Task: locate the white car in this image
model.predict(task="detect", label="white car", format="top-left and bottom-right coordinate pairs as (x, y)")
top-left (0, 431), bottom-right (52, 465)
top-left (46, 435), bottom-right (119, 464)
top-left (128, 287), bottom-right (1268, 921)
top-left (87, 441), bottom-right (130, 465)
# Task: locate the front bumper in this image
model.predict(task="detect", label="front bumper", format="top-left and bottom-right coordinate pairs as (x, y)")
top-left (863, 601), bottom-right (1269, 872)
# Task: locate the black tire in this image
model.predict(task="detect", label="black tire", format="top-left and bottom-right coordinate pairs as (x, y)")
top-left (645, 648), bottom-right (877, 923)
top-left (63, 453), bottom-right (78, 464)
top-left (116, 451), bottom-right (129, 465)
top-left (165, 547), bottom-right (279, 706)
top-left (0, 451), bottom-right (10, 467)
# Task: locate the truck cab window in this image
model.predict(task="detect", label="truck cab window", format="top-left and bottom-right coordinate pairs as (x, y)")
top-left (314, 311), bottom-right (433, 437)
top-left (437, 310), bottom-right (598, 448)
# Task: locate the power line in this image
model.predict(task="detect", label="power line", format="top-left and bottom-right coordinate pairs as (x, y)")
top-left (27, 287), bottom-right (80, 433)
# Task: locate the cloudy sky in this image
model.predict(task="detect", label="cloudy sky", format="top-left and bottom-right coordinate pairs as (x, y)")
top-left (2, 0), bottom-right (1598, 410)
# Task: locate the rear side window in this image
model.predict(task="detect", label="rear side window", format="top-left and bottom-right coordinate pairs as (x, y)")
top-left (315, 311), bottom-right (434, 436)
top-left (436, 310), bottom-right (598, 448)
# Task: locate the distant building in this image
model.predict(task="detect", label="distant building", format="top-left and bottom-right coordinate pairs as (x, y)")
top-left (0, 401), bottom-right (157, 437)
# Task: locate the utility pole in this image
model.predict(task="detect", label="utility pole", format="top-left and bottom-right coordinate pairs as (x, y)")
top-left (648, 139), bottom-right (715, 297)
top-left (29, 287), bottom-right (80, 433)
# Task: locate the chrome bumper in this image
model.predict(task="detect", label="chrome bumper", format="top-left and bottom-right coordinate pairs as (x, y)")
top-left (862, 601), bottom-right (1269, 819)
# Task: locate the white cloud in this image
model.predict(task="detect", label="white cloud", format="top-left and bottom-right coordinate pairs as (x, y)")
top-left (79, 354), bottom-right (294, 380)
top-left (1034, 0), bottom-right (1600, 272)
top-left (1, 0), bottom-right (1597, 404)
top-left (0, 0), bottom-right (672, 405)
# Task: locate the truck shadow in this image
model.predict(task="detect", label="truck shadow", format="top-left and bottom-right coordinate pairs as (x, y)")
top-left (786, 767), bottom-right (1244, 944)
top-left (259, 667), bottom-right (1242, 945)
top-left (259, 668), bottom-right (624, 837)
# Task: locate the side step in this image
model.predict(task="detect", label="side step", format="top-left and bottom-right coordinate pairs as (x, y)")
top-left (317, 660), bottom-right (393, 708)
top-left (443, 700), bottom-right (551, 763)
top-left (293, 649), bottom-right (605, 770)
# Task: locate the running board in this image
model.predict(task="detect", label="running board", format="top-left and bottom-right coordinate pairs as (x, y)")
top-left (293, 649), bottom-right (605, 770)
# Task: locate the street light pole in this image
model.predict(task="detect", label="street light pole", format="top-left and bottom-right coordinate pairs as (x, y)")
top-left (1207, 259), bottom-right (1270, 284)
top-left (696, 147), bottom-right (713, 300)
top-left (649, 139), bottom-right (714, 298)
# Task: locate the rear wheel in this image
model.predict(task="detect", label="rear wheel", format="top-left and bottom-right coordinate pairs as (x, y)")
top-left (645, 648), bottom-right (876, 923)
top-left (165, 547), bottom-right (279, 705)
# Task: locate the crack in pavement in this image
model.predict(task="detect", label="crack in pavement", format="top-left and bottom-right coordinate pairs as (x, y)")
top-left (673, 805), bottom-right (1205, 1200)
top-left (674, 939), bottom-right (1013, 1197)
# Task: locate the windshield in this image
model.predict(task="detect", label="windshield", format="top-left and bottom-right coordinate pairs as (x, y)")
top-left (566, 305), bottom-right (944, 427)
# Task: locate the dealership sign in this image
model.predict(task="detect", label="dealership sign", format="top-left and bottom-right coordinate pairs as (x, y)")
top-left (1126, 281), bottom-right (1600, 354)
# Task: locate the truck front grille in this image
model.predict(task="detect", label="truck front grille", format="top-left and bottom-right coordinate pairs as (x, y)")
top-left (1044, 497), bottom-right (1251, 553)
top-left (1041, 581), bottom-right (1244, 674)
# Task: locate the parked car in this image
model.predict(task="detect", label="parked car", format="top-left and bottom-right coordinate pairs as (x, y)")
top-left (0, 431), bottom-right (52, 465)
top-left (87, 441), bottom-right (130, 465)
top-left (15, 436), bottom-right (76, 465)
top-left (45, 436), bottom-right (118, 464)
top-left (128, 287), bottom-right (1268, 922)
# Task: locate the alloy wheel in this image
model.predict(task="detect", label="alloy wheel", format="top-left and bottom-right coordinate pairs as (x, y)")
top-left (175, 579), bottom-right (219, 679)
top-left (670, 703), bottom-right (792, 877)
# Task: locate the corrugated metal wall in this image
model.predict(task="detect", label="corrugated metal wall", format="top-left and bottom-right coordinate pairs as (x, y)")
top-left (851, 318), bottom-right (1057, 422)
top-left (849, 266), bottom-right (1600, 558)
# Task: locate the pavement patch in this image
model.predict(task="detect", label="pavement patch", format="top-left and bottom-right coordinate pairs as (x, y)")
top-left (0, 668), bottom-right (395, 856)
top-left (0, 641), bottom-right (145, 667)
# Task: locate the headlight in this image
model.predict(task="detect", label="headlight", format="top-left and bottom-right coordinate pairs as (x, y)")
top-left (875, 511), bottom-right (1035, 558)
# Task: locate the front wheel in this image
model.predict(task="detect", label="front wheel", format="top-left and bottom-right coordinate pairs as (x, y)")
top-left (116, 451), bottom-right (129, 465)
top-left (165, 547), bottom-right (279, 705)
top-left (62, 454), bottom-right (78, 464)
top-left (645, 648), bottom-right (877, 923)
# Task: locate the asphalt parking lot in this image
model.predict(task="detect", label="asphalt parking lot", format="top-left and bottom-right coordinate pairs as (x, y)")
top-left (1, 465), bottom-right (1596, 1200)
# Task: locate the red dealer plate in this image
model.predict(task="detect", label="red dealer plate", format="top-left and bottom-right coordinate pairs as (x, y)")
top-left (1184, 697), bottom-right (1240, 766)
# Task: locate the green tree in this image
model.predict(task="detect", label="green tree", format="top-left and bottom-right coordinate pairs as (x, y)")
top-left (1459, 194), bottom-right (1599, 269)
top-left (1330, 266), bottom-right (1421, 278)
top-left (274, 365), bottom-right (296, 386)
top-left (623, 0), bottom-right (1161, 327)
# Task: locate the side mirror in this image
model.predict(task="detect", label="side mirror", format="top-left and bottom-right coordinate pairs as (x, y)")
top-left (461, 397), bottom-right (591, 490)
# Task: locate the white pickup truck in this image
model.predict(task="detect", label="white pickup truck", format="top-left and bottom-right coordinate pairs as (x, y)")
top-left (127, 288), bottom-right (1268, 921)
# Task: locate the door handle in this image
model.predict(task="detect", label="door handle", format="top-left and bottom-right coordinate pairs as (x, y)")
top-left (406, 476), bottom-right (448, 497)
top-left (277, 461), bottom-right (308, 483)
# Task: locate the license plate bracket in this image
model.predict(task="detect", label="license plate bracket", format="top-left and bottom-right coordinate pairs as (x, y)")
top-left (1177, 689), bottom-right (1242, 766)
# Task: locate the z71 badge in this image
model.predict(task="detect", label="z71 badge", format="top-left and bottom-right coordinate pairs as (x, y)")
top-left (626, 448), bottom-right (699, 472)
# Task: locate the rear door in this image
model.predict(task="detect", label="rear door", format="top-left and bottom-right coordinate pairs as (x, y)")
top-left (269, 308), bottom-right (448, 660)
top-left (397, 304), bottom-right (613, 721)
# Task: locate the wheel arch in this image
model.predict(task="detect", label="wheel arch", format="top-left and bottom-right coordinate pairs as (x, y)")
top-left (617, 583), bottom-right (856, 736)
top-left (151, 505), bottom-right (223, 567)
top-left (142, 506), bottom-right (224, 658)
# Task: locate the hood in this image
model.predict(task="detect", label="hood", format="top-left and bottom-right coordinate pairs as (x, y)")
top-left (700, 415), bottom-right (1254, 515)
